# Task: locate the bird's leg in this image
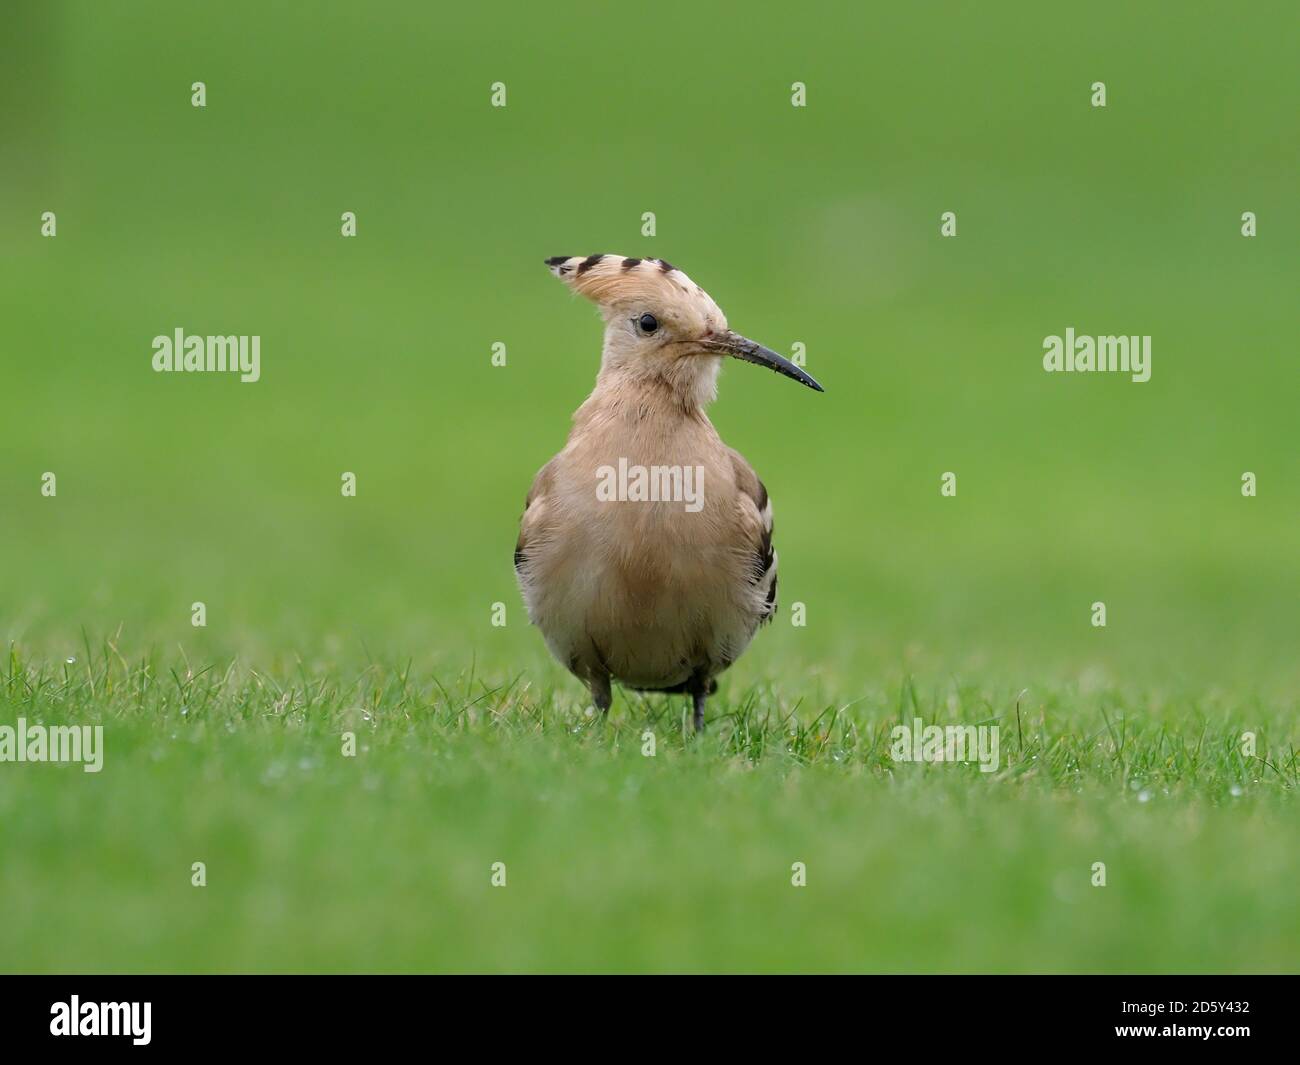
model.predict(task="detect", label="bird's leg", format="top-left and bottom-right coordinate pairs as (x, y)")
top-left (685, 670), bottom-right (713, 732)
top-left (590, 673), bottom-right (612, 718)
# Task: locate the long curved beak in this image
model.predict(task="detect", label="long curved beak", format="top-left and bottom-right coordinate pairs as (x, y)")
top-left (700, 332), bottom-right (824, 392)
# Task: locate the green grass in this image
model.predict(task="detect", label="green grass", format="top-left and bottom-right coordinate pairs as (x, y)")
top-left (2, 642), bottom-right (1296, 972)
top-left (2, 0), bottom-right (1298, 972)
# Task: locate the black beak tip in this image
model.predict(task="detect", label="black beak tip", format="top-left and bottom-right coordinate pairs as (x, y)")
top-left (791, 365), bottom-right (824, 392)
top-left (711, 334), bottom-right (826, 393)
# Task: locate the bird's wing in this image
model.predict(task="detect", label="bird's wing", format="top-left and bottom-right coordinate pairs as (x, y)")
top-left (727, 447), bottom-right (778, 625)
top-left (514, 459), bottom-right (556, 578)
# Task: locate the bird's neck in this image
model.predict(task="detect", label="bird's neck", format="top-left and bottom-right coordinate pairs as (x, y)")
top-left (588, 356), bottom-right (722, 417)
top-left (574, 365), bottom-right (721, 437)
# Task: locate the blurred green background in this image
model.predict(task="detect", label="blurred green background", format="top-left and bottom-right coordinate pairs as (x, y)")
top-left (1, 1), bottom-right (1297, 972)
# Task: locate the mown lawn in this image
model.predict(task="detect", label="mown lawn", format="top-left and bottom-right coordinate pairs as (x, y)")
top-left (1, 644), bottom-right (1296, 972)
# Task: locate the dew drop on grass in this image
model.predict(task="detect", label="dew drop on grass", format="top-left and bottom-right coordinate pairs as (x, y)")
top-left (66, 656), bottom-right (76, 664)
top-left (1230, 784), bottom-right (1243, 797)
top-left (1137, 789), bottom-right (1153, 803)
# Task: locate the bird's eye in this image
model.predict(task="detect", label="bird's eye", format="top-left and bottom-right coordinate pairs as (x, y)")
top-left (637, 313), bottom-right (659, 335)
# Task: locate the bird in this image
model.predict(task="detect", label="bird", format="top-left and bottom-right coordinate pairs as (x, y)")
top-left (514, 254), bottom-right (823, 730)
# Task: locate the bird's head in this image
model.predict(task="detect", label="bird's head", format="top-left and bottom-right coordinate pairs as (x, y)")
top-left (545, 254), bottom-right (823, 408)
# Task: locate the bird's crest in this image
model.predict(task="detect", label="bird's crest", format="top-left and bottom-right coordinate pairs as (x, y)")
top-left (544, 254), bottom-right (708, 310)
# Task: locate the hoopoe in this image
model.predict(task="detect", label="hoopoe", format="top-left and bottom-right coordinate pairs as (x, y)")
top-left (515, 255), bottom-right (823, 730)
